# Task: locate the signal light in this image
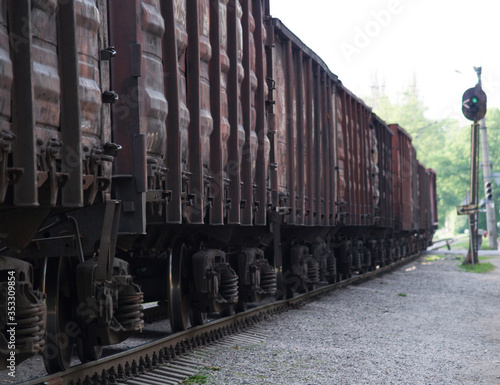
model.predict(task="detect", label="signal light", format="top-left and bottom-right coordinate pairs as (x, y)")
top-left (485, 181), bottom-right (493, 201)
top-left (462, 86), bottom-right (487, 121)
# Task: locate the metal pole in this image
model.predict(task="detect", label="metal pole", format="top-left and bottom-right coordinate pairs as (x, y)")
top-left (479, 117), bottom-right (498, 249)
top-left (467, 122), bottom-right (479, 266)
top-left (475, 67), bottom-right (498, 250)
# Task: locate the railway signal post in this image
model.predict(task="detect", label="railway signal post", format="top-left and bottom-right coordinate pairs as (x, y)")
top-left (461, 72), bottom-right (488, 265)
top-left (474, 67), bottom-right (498, 251)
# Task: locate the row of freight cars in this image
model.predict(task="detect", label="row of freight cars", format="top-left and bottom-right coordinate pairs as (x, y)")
top-left (0, 0), bottom-right (437, 374)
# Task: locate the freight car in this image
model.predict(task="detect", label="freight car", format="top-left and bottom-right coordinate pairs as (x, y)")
top-left (0, 0), bottom-right (437, 374)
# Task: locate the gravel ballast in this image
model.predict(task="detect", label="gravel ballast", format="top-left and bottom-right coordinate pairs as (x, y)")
top-left (200, 251), bottom-right (500, 385)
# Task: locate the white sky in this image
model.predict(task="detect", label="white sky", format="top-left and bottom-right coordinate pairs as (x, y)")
top-left (270, 0), bottom-right (500, 124)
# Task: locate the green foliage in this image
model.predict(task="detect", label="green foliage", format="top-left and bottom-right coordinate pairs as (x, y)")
top-left (425, 255), bottom-right (444, 261)
top-left (367, 79), bottom-right (500, 235)
top-left (181, 374), bottom-right (208, 384)
top-left (459, 262), bottom-right (495, 273)
top-left (397, 292), bottom-right (407, 297)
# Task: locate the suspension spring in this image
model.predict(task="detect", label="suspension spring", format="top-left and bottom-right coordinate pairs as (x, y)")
top-left (307, 260), bottom-right (320, 283)
top-left (219, 269), bottom-right (238, 302)
top-left (352, 250), bottom-right (362, 270)
top-left (14, 302), bottom-right (45, 352)
top-left (259, 270), bottom-right (277, 293)
top-left (363, 249), bottom-right (371, 267)
top-left (326, 255), bottom-right (337, 276)
top-left (380, 248), bottom-right (387, 264)
top-left (115, 292), bottom-right (144, 329)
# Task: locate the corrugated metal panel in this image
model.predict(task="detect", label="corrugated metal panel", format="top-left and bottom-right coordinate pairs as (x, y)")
top-left (227, 0), bottom-right (245, 224)
top-left (73, 0), bottom-right (113, 206)
top-left (240, 0), bottom-right (257, 225)
top-left (390, 124), bottom-right (413, 232)
top-left (208, 0), bottom-right (230, 225)
top-left (252, 0), bottom-right (269, 226)
top-left (0, 1), bottom-right (14, 204)
top-left (327, 77), bottom-right (336, 226)
top-left (305, 58), bottom-right (315, 226)
top-left (412, 147), bottom-right (419, 230)
top-left (335, 90), bottom-right (347, 222)
top-left (284, 39), bottom-right (296, 225)
top-left (418, 162), bottom-right (429, 230)
top-left (313, 64), bottom-right (322, 226)
top-left (162, 0), bottom-right (188, 224)
top-left (294, 50), bottom-right (305, 226)
top-left (185, 0), bottom-right (213, 224)
top-left (335, 85), bottom-right (374, 227)
top-left (268, 19), bottom-right (339, 228)
top-left (109, 0), bottom-right (168, 232)
top-left (428, 168), bottom-right (438, 228)
top-left (371, 114), bottom-right (393, 228)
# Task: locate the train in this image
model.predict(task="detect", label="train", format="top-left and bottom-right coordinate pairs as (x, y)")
top-left (0, 0), bottom-right (438, 374)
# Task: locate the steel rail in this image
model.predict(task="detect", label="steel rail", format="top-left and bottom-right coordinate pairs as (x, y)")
top-left (20, 253), bottom-right (421, 385)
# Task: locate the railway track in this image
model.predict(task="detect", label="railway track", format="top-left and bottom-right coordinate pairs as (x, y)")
top-left (15, 253), bottom-right (421, 385)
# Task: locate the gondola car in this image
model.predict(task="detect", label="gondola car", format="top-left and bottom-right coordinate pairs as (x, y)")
top-left (0, 0), bottom-right (436, 374)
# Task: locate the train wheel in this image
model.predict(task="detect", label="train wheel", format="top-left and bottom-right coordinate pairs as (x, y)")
top-left (168, 242), bottom-right (190, 332)
top-left (221, 304), bottom-right (235, 317)
top-left (76, 339), bottom-right (103, 363)
top-left (43, 257), bottom-right (77, 373)
top-left (235, 301), bottom-right (248, 313)
top-left (190, 309), bottom-right (207, 326)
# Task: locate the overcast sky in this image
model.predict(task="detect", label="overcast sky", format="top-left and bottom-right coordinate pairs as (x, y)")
top-left (270, 0), bottom-right (500, 124)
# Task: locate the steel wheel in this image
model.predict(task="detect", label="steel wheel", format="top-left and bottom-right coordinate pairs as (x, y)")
top-left (43, 257), bottom-right (77, 373)
top-left (190, 308), bottom-right (207, 326)
top-left (235, 301), bottom-right (248, 313)
top-left (168, 242), bottom-right (191, 332)
top-left (76, 338), bottom-right (103, 363)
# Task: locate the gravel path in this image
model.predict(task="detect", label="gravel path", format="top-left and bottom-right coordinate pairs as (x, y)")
top-left (200, 251), bottom-right (500, 385)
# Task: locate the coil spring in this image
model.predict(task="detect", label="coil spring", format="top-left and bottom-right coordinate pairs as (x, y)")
top-left (380, 248), bottom-right (387, 264)
top-left (307, 260), bottom-right (320, 283)
top-left (219, 270), bottom-right (238, 302)
top-left (363, 250), bottom-right (371, 267)
top-left (372, 248), bottom-right (380, 265)
top-left (352, 250), bottom-right (362, 270)
top-left (115, 292), bottom-right (144, 329)
top-left (15, 302), bottom-right (45, 352)
top-left (326, 256), bottom-right (337, 276)
top-left (260, 270), bottom-right (277, 293)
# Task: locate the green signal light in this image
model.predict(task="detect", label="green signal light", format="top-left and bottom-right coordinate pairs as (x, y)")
top-left (472, 96), bottom-right (479, 104)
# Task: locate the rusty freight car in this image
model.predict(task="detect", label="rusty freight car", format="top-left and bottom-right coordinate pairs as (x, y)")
top-left (0, 0), bottom-right (436, 375)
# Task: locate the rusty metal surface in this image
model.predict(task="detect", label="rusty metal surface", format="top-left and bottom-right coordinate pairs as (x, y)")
top-left (59, 0), bottom-right (83, 207)
top-left (336, 85), bottom-right (374, 227)
top-left (109, 0), bottom-right (169, 232)
top-left (428, 168), bottom-right (438, 229)
top-left (269, 19), bottom-right (338, 227)
top-left (163, 0), bottom-right (186, 224)
top-left (0, 1), bottom-right (14, 205)
top-left (390, 124), bottom-right (413, 232)
top-left (418, 162), bottom-right (429, 231)
top-left (371, 114), bottom-right (393, 228)
top-left (412, 147), bottom-right (419, 230)
top-left (208, 0), bottom-right (227, 225)
top-left (226, 0), bottom-right (244, 225)
top-left (252, 0), bottom-right (269, 226)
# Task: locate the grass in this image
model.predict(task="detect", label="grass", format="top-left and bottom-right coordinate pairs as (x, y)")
top-left (397, 293), bottom-right (407, 297)
top-left (181, 374), bottom-right (208, 384)
top-left (459, 262), bottom-right (496, 273)
top-left (425, 255), bottom-right (444, 262)
top-left (450, 240), bottom-right (469, 250)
